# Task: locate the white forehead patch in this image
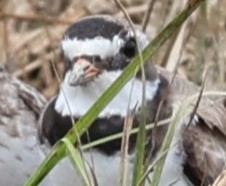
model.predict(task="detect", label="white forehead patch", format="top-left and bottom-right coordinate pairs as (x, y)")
top-left (61, 30), bottom-right (149, 60)
top-left (61, 35), bottom-right (124, 60)
top-left (55, 70), bottom-right (160, 117)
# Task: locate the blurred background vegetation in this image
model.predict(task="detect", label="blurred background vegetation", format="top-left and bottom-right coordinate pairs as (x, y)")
top-left (0, 0), bottom-right (225, 99)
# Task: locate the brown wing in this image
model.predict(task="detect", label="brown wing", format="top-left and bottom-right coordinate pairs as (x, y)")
top-left (182, 98), bottom-right (226, 185)
top-left (156, 65), bottom-right (226, 185)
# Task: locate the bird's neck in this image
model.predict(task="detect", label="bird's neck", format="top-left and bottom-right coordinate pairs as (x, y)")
top-left (55, 70), bottom-right (162, 118)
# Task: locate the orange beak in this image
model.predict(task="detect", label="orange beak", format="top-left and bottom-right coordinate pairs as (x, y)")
top-left (68, 58), bottom-right (100, 86)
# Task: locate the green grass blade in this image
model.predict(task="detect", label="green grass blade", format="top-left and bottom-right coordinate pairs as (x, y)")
top-left (150, 94), bottom-right (204, 186)
top-left (132, 102), bottom-right (147, 186)
top-left (61, 138), bottom-right (93, 186)
top-left (82, 118), bottom-right (170, 151)
top-left (150, 104), bottom-right (187, 186)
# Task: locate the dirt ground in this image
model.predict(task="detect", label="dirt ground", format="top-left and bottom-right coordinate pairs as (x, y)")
top-left (0, 0), bottom-right (225, 99)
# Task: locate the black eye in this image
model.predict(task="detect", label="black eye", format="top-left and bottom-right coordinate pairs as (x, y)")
top-left (121, 38), bottom-right (137, 58)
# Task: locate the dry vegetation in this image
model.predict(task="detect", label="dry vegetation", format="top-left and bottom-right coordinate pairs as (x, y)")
top-left (0, 0), bottom-right (225, 99)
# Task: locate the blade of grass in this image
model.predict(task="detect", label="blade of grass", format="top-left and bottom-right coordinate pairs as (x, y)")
top-left (113, 1), bottom-right (148, 185)
top-left (120, 107), bottom-right (137, 186)
top-left (25, 1), bottom-right (204, 185)
top-left (142, 0), bottom-right (157, 31)
top-left (82, 118), bottom-right (171, 151)
top-left (150, 55), bottom-right (209, 186)
top-left (61, 138), bottom-right (93, 186)
top-left (136, 89), bottom-right (226, 186)
top-left (132, 98), bottom-right (147, 186)
top-left (138, 97), bottom-right (197, 186)
top-left (139, 95), bottom-right (199, 186)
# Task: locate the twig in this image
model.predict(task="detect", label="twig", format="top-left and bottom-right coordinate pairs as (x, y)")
top-left (115, 4), bottom-right (147, 17)
top-left (0, 13), bottom-right (75, 25)
top-left (212, 169), bottom-right (226, 186)
top-left (184, 63), bottom-right (211, 130)
top-left (165, 1), bottom-right (198, 71)
top-left (160, 0), bottom-right (188, 68)
top-left (142, 0), bottom-right (157, 32)
top-left (120, 106), bottom-right (136, 186)
top-left (114, 0), bottom-right (137, 34)
top-left (138, 140), bottom-right (179, 185)
top-left (2, 11), bottom-right (9, 64)
top-left (13, 49), bottom-right (60, 77)
top-left (12, 29), bottom-right (49, 54)
top-left (113, 1), bottom-right (147, 185)
top-left (145, 6), bottom-right (190, 172)
top-left (144, 0), bottom-right (188, 169)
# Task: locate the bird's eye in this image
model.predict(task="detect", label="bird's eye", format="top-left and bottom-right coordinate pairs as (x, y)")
top-left (121, 38), bottom-right (137, 58)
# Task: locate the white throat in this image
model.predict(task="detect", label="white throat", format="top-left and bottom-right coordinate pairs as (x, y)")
top-left (55, 70), bottom-right (160, 117)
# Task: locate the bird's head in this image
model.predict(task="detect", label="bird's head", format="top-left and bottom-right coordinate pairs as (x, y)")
top-left (61, 15), bottom-right (149, 86)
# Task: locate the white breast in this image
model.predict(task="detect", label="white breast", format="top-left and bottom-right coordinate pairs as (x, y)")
top-left (55, 70), bottom-right (160, 117)
top-left (40, 145), bottom-right (189, 186)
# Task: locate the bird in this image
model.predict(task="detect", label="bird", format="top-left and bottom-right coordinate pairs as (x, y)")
top-left (38, 15), bottom-right (226, 186)
top-left (0, 69), bottom-right (49, 186)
